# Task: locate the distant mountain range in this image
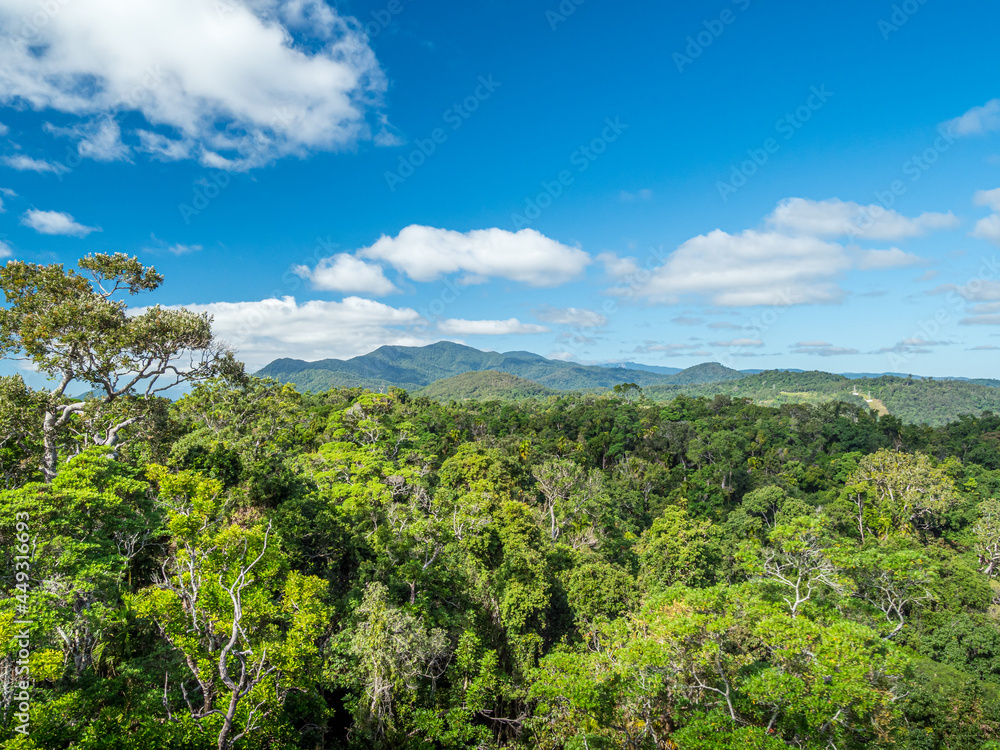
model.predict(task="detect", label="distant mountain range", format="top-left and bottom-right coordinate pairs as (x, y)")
top-left (256, 342), bottom-right (746, 391)
top-left (256, 343), bottom-right (1000, 426)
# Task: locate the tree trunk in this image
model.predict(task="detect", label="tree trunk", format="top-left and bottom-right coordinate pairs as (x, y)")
top-left (42, 410), bottom-right (59, 482)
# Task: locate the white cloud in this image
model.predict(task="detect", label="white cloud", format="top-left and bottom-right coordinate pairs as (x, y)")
top-left (548, 351), bottom-right (577, 361)
top-left (768, 197), bottom-right (958, 241)
top-left (856, 247), bottom-right (925, 269)
top-left (933, 280), bottom-right (1000, 302)
top-left (152, 295), bottom-right (428, 371)
top-left (295, 253), bottom-right (397, 295)
top-left (975, 188), bottom-right (1000, 212)
top-left (0, 239), bottom-right (11, 257)
top-left (972, 189), bottom-right (1000, 246)
top-left (3, 154), bottom-right (69, 174)
top-left (167, 243), bottom-right (202, 255)
top-left (137, 130), bottom-right (194, 161)
top-left (45, 117), bottom-right (130, 162)
top-left (791, 341), bottom-right (859, 356)
top-left (960, 315), bottom-right (1000, 326)
top-left (622, 229), bottom-right (850, 306)
top-left (876, 337), bottom-right (951, 354)
top-left (359, 225), bottom-right (590, 287)
top-left (597, 251), bottom-right (640, 279)
top-left (634, 342), bottom-right (702, 354)
top-left (535, 306), bottom-right (607, 328)
top-left (0, 122), bottom-right (7, 136)
top-left (711, 338), bottom-right (764, 347)
top-left (21, 209), bottom-right (100, 237)
top-left (0, 0), bottom-right (385, 169)
top-left (945, 99), bottom-right (1000, 136)
top-left (438, 318), bottom-right (548, 335)
top-left (620, 188), bottom-right (652, 202)
top-left (972, 214), bottom-right (1000, 246)
top-left (143, 234), bottom-right (202, 255)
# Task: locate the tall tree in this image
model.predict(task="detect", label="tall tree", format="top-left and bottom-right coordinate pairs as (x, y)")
top-left (0, 253), bottom-right (238, 480)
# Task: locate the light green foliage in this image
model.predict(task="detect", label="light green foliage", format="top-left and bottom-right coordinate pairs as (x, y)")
top-left (847, 449), bottom-right (959, 539)
top-left (530, 586), bottom-right (905, 749)
top-left (2, 261), bottom-right (1000, 750)
top-left (348, 582), bottom-right (449, 740)
top-left (0, 449), bottom-right (154, 677)
top-left (974, 498), bottom-right (1000, 577)
top-left (638, 506), bottom-right (720, 590)
top-left (132, 465), bottom-right (330, 750)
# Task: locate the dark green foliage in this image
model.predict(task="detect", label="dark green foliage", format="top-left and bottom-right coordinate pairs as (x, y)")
top-left (5, 350), bottom-right (1000, 747)
top-left (416, 370), bottom-right (556, 401)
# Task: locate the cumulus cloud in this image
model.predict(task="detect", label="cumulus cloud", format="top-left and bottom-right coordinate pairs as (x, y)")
top-left (535, 306), bottom-right (607, 328)
top-left (605, 197), bottom-right (964, 307)
top-left (707, 321), bottom-right (740, 330)
top-left (975, 188), bottom-right (1000, 212)
top-left (3, 154), bottom-right (69, 174)
top-left (437, 318), bottom-right (548, 335)
top-left (972, 215), bottom-right (1000, 245)
top-left (932, 280), bottom-right (1000, 302)
top-left (856, 247), bottom-right (925, 269)
top-left (929, 279), bottom-right (1000, 326)
top-left (295, 253), bottom-right (398, 295)
top-left (21, 209), bottom-right (100, 237)
top-left (0, 0), bottom-right (386, 169)
top-left (768, 197), bottom-right (958, 241)
top-left (971, 189), bottom-right (1000, 246)
top-left (359, 225), bottom-right (590, 287)
top-left (45, 117), bottom-right (130, 162)
top-left (619, 229), bottom-right (849, 306)
top-left (671, 316), bottom-right (704, 326)
top-left (596, 252), bottom-right (640, 279)
top-left (150, 295), bottom-right (427, 371)
top-left (945, 99), bottom-right (1000, 136)
top-left (0, 239), bottom-right (11, 257)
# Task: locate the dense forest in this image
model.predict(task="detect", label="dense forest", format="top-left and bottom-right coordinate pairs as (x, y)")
top-left (3, 257), bottom-right (1000, 749)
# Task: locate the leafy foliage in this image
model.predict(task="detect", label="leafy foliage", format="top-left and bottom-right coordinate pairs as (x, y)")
top-left (4, 259), bottom-right (1000, 748)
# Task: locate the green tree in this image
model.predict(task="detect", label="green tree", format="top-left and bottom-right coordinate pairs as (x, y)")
top-left (0, 254), bottom-right (237, 480)
top-left (846, 449), bottom-right (959, 539)
top-left (133, 466), bottom-right (330, 750)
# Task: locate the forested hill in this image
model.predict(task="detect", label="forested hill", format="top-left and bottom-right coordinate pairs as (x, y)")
top-left (256, 341), bottom-right (743, 390)
top-left (258, 344), bottom-right (1000, 426)
top-left (416, 370), bottom-right (557, 400)
top-left (645, 371), bottom-right (1000, 426)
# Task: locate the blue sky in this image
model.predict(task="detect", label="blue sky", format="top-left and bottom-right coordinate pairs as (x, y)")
top-left (2, 0), bottom-right (1000, 378)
